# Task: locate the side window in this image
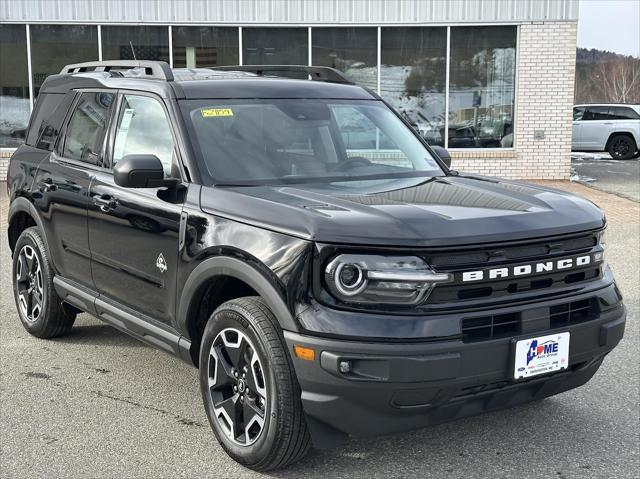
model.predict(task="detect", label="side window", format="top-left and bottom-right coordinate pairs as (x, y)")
top-left (573, 107), bottom-right (585, 121)
top-left (62, 92), bottom-right (115, 164)
top-left (112, 95), bottom-right (176, 176)
top-left (610, 106), bottom-right (640, 120)
top-left (583, 106), bottom-right (611, 121)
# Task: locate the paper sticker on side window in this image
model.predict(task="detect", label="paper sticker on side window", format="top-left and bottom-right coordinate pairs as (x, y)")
top-left (201, 108), bottom-right (234, 118)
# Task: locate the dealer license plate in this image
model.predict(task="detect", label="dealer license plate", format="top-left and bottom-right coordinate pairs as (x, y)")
top-left (514, 332), bottom-right (570, 379)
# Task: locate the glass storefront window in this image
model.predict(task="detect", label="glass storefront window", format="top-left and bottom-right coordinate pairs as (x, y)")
top-left (380, 27), bottom-right (447, 146)
top-left (0, 25), bottom-right (30, 147)
top-left (242, 28), bottom-right (307, 65)
top-left (102, 26), bottom-right (169, 63)
top-left (448, 26), bottom-right (516, 148)
top-left (30, 25), bottom-right (98, 96)
top-left (312, 28), bottom-right (377, 91)
top-left (172, 27), bottom-right (239, 68)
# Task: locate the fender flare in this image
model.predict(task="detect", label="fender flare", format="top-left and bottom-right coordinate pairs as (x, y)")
top-left (177, 255), bottom-right (300, 339)
top-left (7, 197), bottom-right (49, 253)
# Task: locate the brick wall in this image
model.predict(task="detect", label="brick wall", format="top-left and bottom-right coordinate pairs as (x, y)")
top-left (0, 150), bottom-right (11, 181)
top-left (451, 21), bottom-right (577, 179)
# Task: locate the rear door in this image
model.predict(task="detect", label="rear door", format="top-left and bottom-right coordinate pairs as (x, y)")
top-left (88, 92), bottom-right (186, 326)
top-left (580, 106), bottom-right (613, 150)
top-left (32, 90), bottom-right (116, 290)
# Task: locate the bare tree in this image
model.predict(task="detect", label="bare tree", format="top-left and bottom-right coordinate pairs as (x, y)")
top-left (585, 57), bottom-right (640, 104)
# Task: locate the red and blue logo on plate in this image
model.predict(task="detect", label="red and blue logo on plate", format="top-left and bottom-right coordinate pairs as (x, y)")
top-left (526, 339), bottom-right (559, 365)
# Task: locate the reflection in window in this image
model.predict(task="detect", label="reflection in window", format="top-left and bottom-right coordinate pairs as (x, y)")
top-left (243, 28), bottom-right (307, 65)
top-left (380, 27), bottom-right (447, 146)
top-left (102, 26), bottom-right (169, 63)
top-left (172, 27), bottom-right (238, 68)
top-left (449, 26), bottom-right (516, 148)
top-left (113, 95), bottom-right (175, 175)
top-left (30, 25), bottom-right (98, 96)
top-left (0, 25), bottom-right (29, 147)
top-left (63, 92), bottom-right (115, 164)
top-left (312, 28), bottom-right (377, 91)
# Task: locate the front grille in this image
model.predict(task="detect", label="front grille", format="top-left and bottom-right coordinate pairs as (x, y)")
top-left (461, 298), bottom-right (600, 343)
top-left (430, 267), bottom-right (601, 304)
top-left (427, 233), bottom-right (598, 268)
top-left (422, 231), bottom-right (603, 307)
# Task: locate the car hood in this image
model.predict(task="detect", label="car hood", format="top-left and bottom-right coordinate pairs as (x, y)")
top-left (199, 175), bottom-right (605, 247)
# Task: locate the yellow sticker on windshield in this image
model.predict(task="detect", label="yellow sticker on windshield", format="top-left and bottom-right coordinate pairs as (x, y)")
top-left (201, 108), bottom-right (234, 117)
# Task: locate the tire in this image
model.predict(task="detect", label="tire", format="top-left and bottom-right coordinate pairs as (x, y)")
top-left (12, 227), bottom-right (76, 338)
top-left (199, 297), bottom-right (310, 471)
top-left (607, 134), bottom-right (637, 160)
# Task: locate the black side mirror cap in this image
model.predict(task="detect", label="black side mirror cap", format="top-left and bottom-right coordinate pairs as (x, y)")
top-left (431, 145), bottom-right (452, 168)
top-left (114, 154), bottom-right (179, 189)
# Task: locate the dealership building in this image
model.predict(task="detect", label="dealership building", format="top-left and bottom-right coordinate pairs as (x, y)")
top-left (0, 0), bottom-right (579, 180)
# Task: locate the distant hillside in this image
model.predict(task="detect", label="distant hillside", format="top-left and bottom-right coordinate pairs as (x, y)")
top-left (575, 47), bottom-right (640, 104)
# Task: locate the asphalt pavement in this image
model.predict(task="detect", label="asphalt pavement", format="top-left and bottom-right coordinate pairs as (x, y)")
top-left (571, 152), bottom-right (640, 202)
top-left (1, 183), bottom-right (638, 479)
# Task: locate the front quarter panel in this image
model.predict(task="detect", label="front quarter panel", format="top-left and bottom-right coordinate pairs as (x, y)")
top-left (176, 185), bottom-right (312, 337)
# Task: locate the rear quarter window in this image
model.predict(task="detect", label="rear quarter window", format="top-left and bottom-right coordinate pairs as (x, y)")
top-left (610, 106), bottom-right (640, 120)
top-left (25, 91), bottom-right (77, 151)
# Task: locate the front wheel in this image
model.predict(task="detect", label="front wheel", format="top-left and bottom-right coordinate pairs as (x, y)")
top-left (199, 297), bottom-right (310, 471)
top-left (607, 135), bottom-right (637, 160)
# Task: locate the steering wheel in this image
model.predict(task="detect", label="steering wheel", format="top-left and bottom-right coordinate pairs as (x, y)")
top-left (331, 156), bottom-right (372, 172)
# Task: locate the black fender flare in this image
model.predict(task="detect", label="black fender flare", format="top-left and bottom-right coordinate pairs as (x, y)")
top-left (7, 196), bottom-right (49, 255)
top-left (177, 256), bottom-right (300, 339)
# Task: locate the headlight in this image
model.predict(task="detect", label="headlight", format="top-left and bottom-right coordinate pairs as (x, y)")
top-left (324, 254), bottom-right (451, 305)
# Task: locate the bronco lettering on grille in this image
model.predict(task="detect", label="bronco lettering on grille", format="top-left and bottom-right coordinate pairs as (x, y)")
top-left (461, 255), bottom-right (594, 282)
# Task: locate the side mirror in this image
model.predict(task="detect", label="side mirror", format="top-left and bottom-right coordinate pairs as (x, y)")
top-left (431, 145), bottom-right (452, 168)
top-left (114, 154), bottom-right (179, 189)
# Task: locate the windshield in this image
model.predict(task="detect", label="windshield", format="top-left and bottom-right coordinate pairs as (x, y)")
top-left (180, 99), bottom-right (444, 185)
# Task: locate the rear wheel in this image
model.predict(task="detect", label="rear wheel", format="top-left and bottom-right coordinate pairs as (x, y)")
top-left (607, 134), bottom-right (637, 160)
top-left (12, 227), bottom-right (76, 338)
top-left (199, 296), bottom-right (310, 471)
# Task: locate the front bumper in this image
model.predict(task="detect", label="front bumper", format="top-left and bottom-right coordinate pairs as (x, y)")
top-left (284, 300), bottom-right (626, 444)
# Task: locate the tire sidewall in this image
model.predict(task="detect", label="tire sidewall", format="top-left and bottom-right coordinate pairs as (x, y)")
top-left (12, 228), bottom-right (54, 336)
top-left (199, 304), bottom-right (282, 466)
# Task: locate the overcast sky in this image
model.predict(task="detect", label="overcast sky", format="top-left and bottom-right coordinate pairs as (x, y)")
top-left (578, 0), bottom-right (640, 57)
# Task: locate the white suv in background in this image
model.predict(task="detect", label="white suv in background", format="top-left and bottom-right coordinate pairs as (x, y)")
top-left (572, 104), bottom-right (640, 160)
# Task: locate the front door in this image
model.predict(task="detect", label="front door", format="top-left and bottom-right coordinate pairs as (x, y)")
top-left (88, 93), bottom-right (186, 325)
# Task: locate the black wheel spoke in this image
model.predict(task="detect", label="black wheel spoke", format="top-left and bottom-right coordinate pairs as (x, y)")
top-left (225, 335), bottom-right (250, 370)
top-left (209, 345), bottom-right (235, 390)
top-left (243, 396), bottom-right (264, 422)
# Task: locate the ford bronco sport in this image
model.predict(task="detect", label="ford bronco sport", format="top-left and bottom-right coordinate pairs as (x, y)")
top-left (7, 61), bottom-right (626, 471)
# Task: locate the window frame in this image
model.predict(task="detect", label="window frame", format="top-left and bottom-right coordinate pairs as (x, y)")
top-left (54, 88), bottom-right (116, 170)
top-left (103, 90), bottom-right (186, 181)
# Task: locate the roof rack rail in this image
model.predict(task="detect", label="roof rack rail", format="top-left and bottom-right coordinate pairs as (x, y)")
top-left (60, 61), bottom-right (174, 81)
top-left (209, 65), bottom-right (353, 84)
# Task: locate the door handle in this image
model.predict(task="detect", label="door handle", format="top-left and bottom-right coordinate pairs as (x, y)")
top-left (38, 178), bottom-right (57, 193)
top-left (603, 122), bottom-right (613, 125)
top-left (93, 194), bottom-right (118, 212)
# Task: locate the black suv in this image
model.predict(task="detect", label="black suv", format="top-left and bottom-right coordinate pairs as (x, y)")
top-left (7, 61), bottom-right (626, 471)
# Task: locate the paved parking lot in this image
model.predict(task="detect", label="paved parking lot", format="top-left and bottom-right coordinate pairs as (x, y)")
top-left (1, 182), bottom-right (638, 479)
top-left (572, 152), bottom-right (640, 202)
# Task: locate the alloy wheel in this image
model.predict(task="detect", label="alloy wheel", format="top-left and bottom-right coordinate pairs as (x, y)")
top-left (15, 245), bottom-right (44, 322)
top-left (208, 328), bottom-right (268, 446)
top-left (611, 137), bottom-right (630, 158)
